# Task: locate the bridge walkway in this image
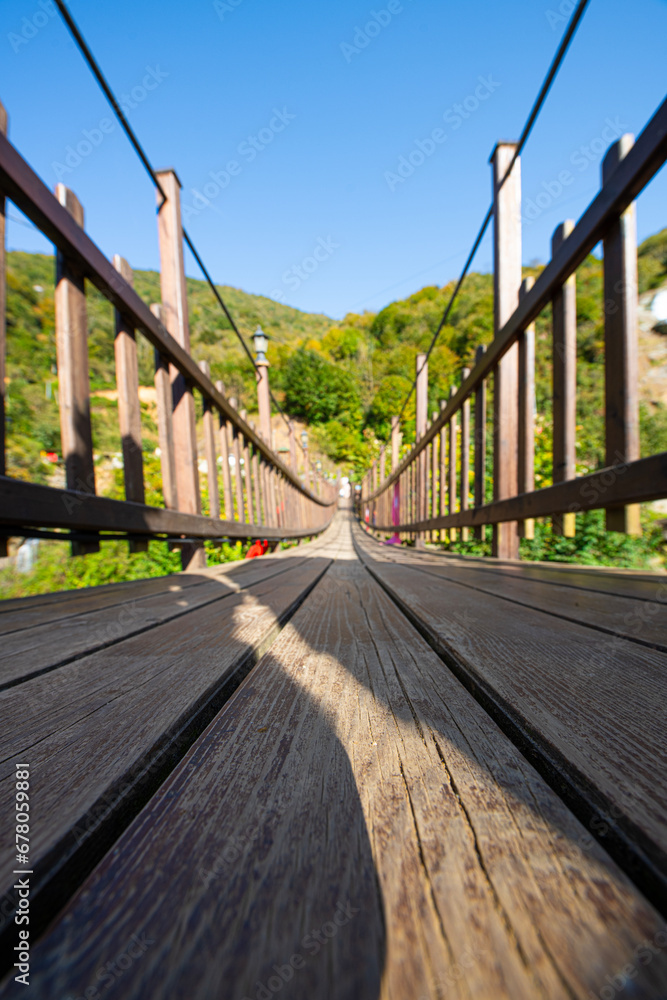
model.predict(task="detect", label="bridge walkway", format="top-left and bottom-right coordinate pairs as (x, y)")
top-left (1, 508), bottom-right (666, 998)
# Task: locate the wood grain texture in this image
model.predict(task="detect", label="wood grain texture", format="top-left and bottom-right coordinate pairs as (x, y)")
top-left (354, 523), bottom-right (667, 910)
top-left (356, 538), bottom-right (667, 650)
top-left (0, 556), bottom-right (313, 687)
top-left (0, 552), bottom-right (332, 961)
top-left (491, 143), bottom-right (521, 560)
top-left (6, 510), bottom-right (667, 1000)
top-left (113, 256), bottom-right (145, 508)
top-left (603, 136), bottom-right (641, 534)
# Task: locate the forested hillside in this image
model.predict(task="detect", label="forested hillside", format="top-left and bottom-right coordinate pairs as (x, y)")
top-left (4, 229), bottom-right (667, 574)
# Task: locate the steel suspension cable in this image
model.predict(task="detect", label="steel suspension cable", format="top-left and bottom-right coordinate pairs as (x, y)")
top-left (53, 0), bottom-right (305, 452)
top-left (396, 0), bottom-right (592, 424)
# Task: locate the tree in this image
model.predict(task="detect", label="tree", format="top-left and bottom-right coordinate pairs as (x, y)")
top-left (282, 349), bottom-right (361, 426)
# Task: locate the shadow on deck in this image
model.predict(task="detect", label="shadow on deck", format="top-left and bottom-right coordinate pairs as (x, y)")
top-left (1, 508), bottom-right (666, 999)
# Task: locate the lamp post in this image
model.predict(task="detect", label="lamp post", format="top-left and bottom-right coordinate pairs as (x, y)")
top-left (253, 326), bottom-right (271, 446)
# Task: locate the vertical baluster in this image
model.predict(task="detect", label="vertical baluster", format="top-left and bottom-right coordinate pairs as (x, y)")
top-left (415, 353), bottom-right (428, 547)
top-left (239, 410), bottom-right (254, 525)
top-left (431, 410), bottom-right (438, 528)
top-left (262, 460), bottom-right (273, 527)
top-left (439, 400), bottom-right (447, 542)
top-left (490, 143), bottom-right (522, 559)
top-left (460, 369), bottom-right (471, 541)
top-left (517, 280), bottom-right (536, 541)
top-left (474, 345), bottom-right (487, 541)
top-left (551, 223), bottom-right (578, 538)
top-left (448, 386), bottom-right (458, 542)
top-left (249, 421), bottom-right (262, 524)
top-left (156, 169), bottom-right (204, 569)
top-left (198, 361), bottom-right (220, 522)
top-left (391, 415), bottom-right (401, 470)
top-left (273, 464), bottom-right (281, 529)
top-left (289, 420), bottom-right (298, 472)
top-left (602, 135), bottom-right (641, 535)
top-left (113, 256), bottom-right (146, 552)
top-left (55, 184), bottom-right (98, 556)
top-left (228, 398), bottom-right (244, 521)
top-left (215, 381), bottom-right (233, 521)
top-left (0, 103), bottom-right (7, 557)
top-left (152, 304), bottom-right (178, 512)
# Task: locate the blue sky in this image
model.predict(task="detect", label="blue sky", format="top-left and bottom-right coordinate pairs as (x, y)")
top-left (1, 0), bottom-right (666, 320)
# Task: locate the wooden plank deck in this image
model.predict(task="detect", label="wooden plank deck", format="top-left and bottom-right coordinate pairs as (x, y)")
top-left (354, 524), bottom-right (667, 911)
top-left (1, 510), bottom-right (667, 999)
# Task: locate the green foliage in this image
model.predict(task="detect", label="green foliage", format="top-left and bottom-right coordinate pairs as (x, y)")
top-left (4, 227), bottom-right (667, 590)
top-left (0, 539), bottom-right (182, 599)
top-left (519, 508), bottom-right (665, 569)
top-left (638, 227), bottom-right (667, 293)
top-left (281, 349), bottom-right (362, 426)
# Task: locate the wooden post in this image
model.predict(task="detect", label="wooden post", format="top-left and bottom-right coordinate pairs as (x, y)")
top-left (448, 386), bottom-right (458, 542)
top-left (391, 415), bottom-right (401, 471)
top-left (431, 410), bottom-right (438, 523)
top-left (228, 398), bottom-right (245, 521)
top-left (415, 353), bottom-right (428, 547)
top-left (518, 279), bottom-right (536, 540)
top-left (256, 361), bottom-right (272, 446)
top-left (602, 135), bottom-right (641, 535)
top-left (152, 304), bottom-right (178, 512)
top-left (240, 410), bottom-right (254, 525)
top-left (156, 169), bottom-right (204, 570)
top-left (460, 369), bottom-right (471, 541)
top-left (262, 460), bottom-right (273, 527)
top-left (113, 256), bottom-right (146, 552)
top-left (269, 466), bottom-right (279, 529)
top-left (288, 420), bottom-right (297, 472)
top-left (551, 225), bottom-right (576, 537)
top-left (439, 399), bottom-right (447, 542)
top-left (249, 420), bottom-right (263, 523)
top-left (490, 143), bottom-right (521, 559)
top-left (473, 345), bottom-right (487, 541)
top-left (199, 362), bottom-right (220, 521)
top-left (0, 103), bottom-right (6, 557)
top-left (55, 184), bottom-right (98, 556)
top-left (215, 381), bottom-right (233, 521)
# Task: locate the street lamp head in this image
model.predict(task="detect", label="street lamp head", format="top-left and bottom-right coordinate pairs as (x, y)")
top-left (253, 326), bottom-right (269, 363)
top-left (301, 430), bottom-right (308, 449)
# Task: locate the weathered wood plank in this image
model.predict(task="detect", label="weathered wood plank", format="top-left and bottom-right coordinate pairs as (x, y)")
top-left (0, 554), bottom-right (332, 968)
top-left (10, 514), bottom-right (667, 999)
top-left (362, 534), bottom-right (667, 602)
top-left (354, 522), bottom-right (667, 910)
top-left (361, 540), bottom-right (667, 650)
top-left (0, 556), bottom-right (312, 687)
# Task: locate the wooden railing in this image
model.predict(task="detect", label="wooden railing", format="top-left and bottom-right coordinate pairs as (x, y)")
top-left (0, 100), bottom-right (336, 569)
top-left (362, 95), bottom-right (667, 559)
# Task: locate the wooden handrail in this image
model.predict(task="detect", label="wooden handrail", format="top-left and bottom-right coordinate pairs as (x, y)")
top-left (0, 128), bottom-right (332, 508)
top-left (365, 94), bottom-right (667, 505)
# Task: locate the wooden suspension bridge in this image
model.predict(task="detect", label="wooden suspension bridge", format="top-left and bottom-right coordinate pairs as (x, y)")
top-left (1, 50), bottom-right (667, 1000)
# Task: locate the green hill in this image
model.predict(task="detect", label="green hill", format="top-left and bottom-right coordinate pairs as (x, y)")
top-left (4, 229), bottom-right (667, 576)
